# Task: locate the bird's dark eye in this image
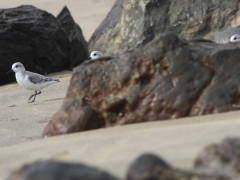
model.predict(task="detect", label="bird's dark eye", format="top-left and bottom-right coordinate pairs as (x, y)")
top-left (234, 37), bottom-right (237, 40)
top-left (94, 53), bottom-right (96, 56)
top-left (15, 65), bottom-right (18, 68)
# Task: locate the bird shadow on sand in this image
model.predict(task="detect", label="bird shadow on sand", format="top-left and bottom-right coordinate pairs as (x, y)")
top-left (44, 97), bottom-right (65, 102)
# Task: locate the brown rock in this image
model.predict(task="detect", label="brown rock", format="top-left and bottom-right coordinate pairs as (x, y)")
top-left (43, 32), bottom-right (240, 136)
top-left (88, 0), bottom-right (240, 56)
top-left (194, 138), bottom-right (240, 179)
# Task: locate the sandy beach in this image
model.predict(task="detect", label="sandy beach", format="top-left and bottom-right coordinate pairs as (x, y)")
top-left (0, 0), bottom-right (240, 179)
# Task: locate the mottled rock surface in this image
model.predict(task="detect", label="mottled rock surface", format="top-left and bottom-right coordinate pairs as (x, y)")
top-left (0, 5), bottom-right (70, 85)
top-left (88, 0), bottom-right (240, 56)
top-left (194, 138), bottom-right (240, 179)
top-left (57, 6), bottom-right (88, 69)
top-left (43, 32), bottom-right (240, 136)
top-left (7, 161), bottom-right (120, 180)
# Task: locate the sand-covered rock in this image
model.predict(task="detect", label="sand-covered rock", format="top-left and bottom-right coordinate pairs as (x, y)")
top-left (43, 32), bottom-right (240, 136)
top-left (0, 5), bottom-right (70, 85)
top-left (88, 0), bottom-right (240, 56)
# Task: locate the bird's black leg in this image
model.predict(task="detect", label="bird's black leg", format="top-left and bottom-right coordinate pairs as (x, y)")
top-left (28, 91), bottom-right (41, 103)
top-left (28, 91), bottom-right (37, 101)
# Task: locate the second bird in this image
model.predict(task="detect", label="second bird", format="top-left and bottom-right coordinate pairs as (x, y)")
top-left (7, 62), bottom-right (60, 103)
top-left (86, 51), bottom-right (102, 60)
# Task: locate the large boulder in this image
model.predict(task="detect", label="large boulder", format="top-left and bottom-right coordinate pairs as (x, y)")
top-left (57, 6), bottom-right (88, 69)
top-left (0, 5), bottom-right (70, 85)
top-left (88, 0), bottom-right (240, 56)
top-left (43, 32), bottom-right (240, 136)
top-left (7, 161), bottom-right (120, 180)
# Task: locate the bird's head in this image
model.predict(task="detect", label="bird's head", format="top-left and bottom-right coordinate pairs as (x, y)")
top-left (11, 62), bottom-right (25, 73)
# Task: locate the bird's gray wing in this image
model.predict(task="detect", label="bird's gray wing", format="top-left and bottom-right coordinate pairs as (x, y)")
top-left (26, 71), bottom-right (59, 84)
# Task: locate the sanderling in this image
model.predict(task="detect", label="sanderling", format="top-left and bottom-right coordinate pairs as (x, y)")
top-left (6, 62), bottom-right (60, 103)
top-left (230, 34), bottom-right (240, 43)
top-left (85, 51), bottom-right (102, 61)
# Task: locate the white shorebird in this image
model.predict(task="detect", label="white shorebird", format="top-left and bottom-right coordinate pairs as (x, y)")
top-left (85, 51), bottom-right (102, 61)
top-left (230, 34), bottom-right (240, 43)
top-left (7, 62), bottom-right (60, 103)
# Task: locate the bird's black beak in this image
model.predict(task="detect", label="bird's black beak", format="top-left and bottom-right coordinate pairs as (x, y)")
top-left (83, 57), bottom-right (91, 63)
top-left (6, 69), bottom-right (13, 74)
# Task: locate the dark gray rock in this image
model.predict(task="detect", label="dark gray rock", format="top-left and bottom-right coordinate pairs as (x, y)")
top-left (7, 161), bottom-right (120, 180)
top-left (0, 5), bottom-right (70, 85)
top-left (43, 32), bottom-right (240, 136)
top-left (57, 6), bottom-right (88, 69)
top-left (88, 0), bottom-right (240, 56)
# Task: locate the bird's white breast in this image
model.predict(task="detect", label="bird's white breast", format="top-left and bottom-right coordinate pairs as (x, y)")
top-left (16, 73), bottom-right (35, 90)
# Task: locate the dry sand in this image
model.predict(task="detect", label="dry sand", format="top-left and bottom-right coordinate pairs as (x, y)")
top-left (0, 71), bottom-right (72, 147)
top-left (0, 0), bottom-right (240, 179)
top-left (0, 109), bottom-right (240, 179)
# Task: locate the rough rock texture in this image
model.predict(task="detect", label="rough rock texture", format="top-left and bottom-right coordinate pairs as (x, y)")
top-left (43, 32), bottom-right (240, 136)
top-left (57, 6), bottom-right (88, 69)
top-left (214, 26), bottom-right (240, 44)
top-left (194, 138), bottom-right (240, 179)
top-left (88, 0), bottom-right (240, 56)
top-left (0, 5), bottom-right (70, 85)
top-left (7, 161), bottom-right (120, 180)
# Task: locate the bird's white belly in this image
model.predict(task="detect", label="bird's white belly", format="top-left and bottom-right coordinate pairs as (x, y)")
top-left (16, 73), bottom-right (56, 91)
top-left (16, 74), bottom-right (35, 90)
